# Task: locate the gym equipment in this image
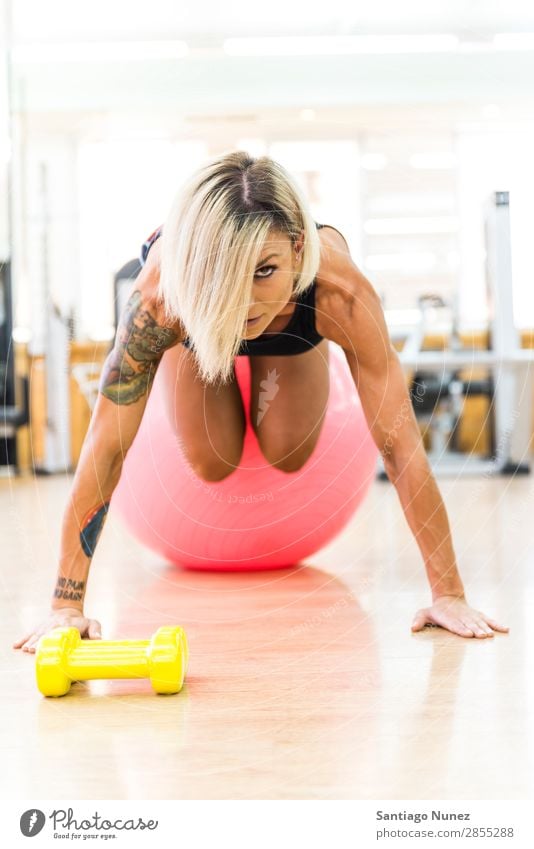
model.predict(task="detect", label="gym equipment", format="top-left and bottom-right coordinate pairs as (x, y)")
top-left (114, 257), bottom-right (142, 331)
top-left (2, 19), bottom-right (74, 474)
top-left (389, 293), bottom-right (495, 473)
top-left (0, 17), bottom-right (23, 476)
top-left (71, 362), bottom-right (105, 412)
top-left (70, 259), bottom-right (143, 414)
top-left (384, 190), bottom-right (534, 477)
top-left (35, 625), bottom-right (188, 697)
top-left (112, 342), bottom-right (378, 571)
top-left (31, 162), bottom-right (73, 474)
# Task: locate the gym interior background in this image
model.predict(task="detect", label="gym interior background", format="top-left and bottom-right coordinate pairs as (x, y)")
top-left (2, 0), bottom-right (534, 806)
top-left (3, 7), bottom-right (534, 477)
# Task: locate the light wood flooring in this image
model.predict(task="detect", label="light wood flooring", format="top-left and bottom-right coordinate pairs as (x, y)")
top-left (1, 472), bottom-right (531, 799)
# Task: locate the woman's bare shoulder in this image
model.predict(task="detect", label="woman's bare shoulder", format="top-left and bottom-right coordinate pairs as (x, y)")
top-left (133, 237), bottom-right (186, 342)
top-left (314, 224), bottom-right (386, 354)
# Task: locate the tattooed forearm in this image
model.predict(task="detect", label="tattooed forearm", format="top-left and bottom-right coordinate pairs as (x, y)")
top-left (52, 501), bottom-right (109, 607)
top-left (54, 577), bottom-right (86, 603)
top-left (79, 501), bottom-right (110, 558)
top-left (100, 356), bottom-right (156, 405)
top-left (99, 289), bottom-right (179, 405)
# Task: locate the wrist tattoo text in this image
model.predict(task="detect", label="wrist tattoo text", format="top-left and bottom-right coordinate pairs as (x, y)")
top-left (54, 577), bottom-right (86, 603)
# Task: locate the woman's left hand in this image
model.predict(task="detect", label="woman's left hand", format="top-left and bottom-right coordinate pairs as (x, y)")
top-left (411, 595), bottom-right (510, 638)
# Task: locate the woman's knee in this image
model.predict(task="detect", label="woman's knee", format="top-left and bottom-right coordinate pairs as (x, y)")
top-left (258, 433), bottom-right (320, 473)
top-left (186, 446), bottom-right (243, 482)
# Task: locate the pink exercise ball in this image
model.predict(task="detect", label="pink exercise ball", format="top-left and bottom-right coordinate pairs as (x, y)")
top-left (111, 342), bottom-right (378, 571)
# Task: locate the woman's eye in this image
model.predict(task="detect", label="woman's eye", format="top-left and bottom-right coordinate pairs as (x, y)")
top-left (254, 265), bottom-right (276, 278)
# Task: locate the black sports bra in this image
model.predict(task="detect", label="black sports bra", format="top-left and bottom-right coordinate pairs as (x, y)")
top-left (140, 221), bottom-right (326, 356)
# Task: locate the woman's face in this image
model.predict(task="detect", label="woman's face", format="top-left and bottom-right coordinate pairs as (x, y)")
top-left (242, 228), bottom-right (304, 339)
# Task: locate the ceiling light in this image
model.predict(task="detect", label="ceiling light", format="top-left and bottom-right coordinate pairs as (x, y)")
top-left (11, 41), bottom-right (189, 64)
top-left (223, 34), bottom-right (459, 57)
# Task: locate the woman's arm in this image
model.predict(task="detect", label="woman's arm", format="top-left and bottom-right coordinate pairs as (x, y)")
top-left (13, 243), bottom-right (183, 651)
top-left (315, 227), bottom-right (509, 638)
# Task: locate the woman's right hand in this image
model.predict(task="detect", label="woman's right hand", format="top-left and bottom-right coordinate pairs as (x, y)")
top-left (12, 607), bottom-right (103, 654)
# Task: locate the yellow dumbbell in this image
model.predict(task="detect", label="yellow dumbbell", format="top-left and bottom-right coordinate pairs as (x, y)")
top-left (35, 625), bottom-right (188, 697)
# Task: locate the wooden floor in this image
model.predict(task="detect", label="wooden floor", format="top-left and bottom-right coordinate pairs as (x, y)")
top-left (1, 471), bottom-right (531, 800)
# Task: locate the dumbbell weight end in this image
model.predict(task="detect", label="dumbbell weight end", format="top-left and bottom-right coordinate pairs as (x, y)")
top-left (35, 625), bottom-right (188, 697)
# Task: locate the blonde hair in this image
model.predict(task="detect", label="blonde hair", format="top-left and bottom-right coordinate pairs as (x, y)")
top-left (157, 150), bottom-right (321, 385)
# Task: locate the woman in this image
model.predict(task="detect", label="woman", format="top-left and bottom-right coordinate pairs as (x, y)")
top-left (13, 150), bottom-right (509, 652)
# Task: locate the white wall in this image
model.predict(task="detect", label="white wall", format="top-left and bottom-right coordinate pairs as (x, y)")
top-left (76, 139), bottom-right (207, 338)
top-left (11, 120), bottom-right (534, 343)
top-left (455, 123), bottom-right (534, 329)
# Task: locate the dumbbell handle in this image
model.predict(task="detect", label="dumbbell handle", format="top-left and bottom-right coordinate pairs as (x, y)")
top-left (64, 639), bottom-right (154, 680)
